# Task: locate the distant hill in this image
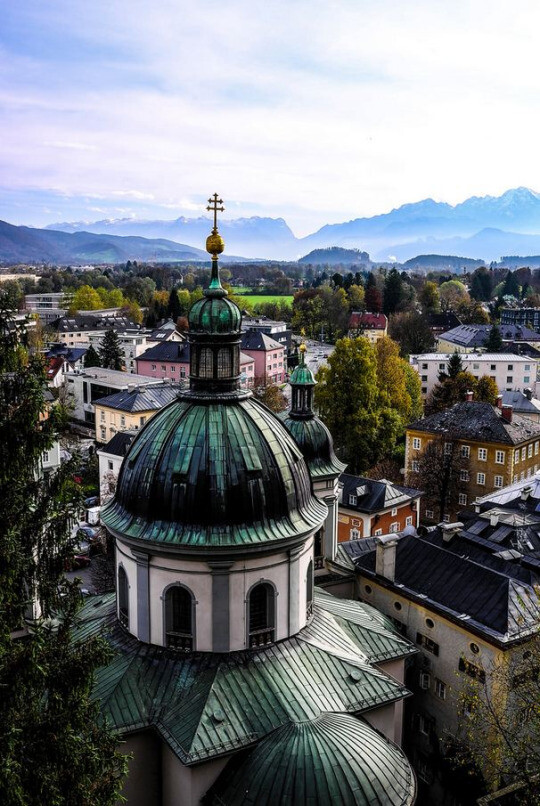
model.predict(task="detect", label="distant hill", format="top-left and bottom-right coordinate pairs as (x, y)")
top-left (298, 247), bottom-right (371, 265)
top-left (402, 254), bottom-right (485, 271)
top-left (495, 255), bottom-right (540, 268)
top-left (0, 220), bottom-right (249, 264)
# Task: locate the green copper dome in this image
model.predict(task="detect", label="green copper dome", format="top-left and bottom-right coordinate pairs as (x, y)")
top-left (102, 396), bottom-right (327, 549)
top-left (280, 413), bottom-right (346, 479)
top-left (289, 362), bottom-right (315, 386)
top-left (208, 712), bottom-right (416, 805)
top-left (188, 294), bottom-right (241, 335)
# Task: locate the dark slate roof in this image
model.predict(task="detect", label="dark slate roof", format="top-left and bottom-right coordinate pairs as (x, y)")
top-left (349, 534), bottom-right (540, 641)
top-left (208, 712), bottom-right (416, 806)
top-left (99, 430), bottom-right (137, 457)
top-left (241, 330), bottom-right (282, 351)
top-left (136, 341), bottom-right (191, 363)
top-left (501, 390), bottom-right (540, 416)
top-left (50, 314), bottom-right (135, 332)
top-left (440, 323), bottom-right (540, 348)
top-left (74, 590), bottom-right (415, 766)
top-left (93, 384), bottom-right (182, 412)
top-left (339, 473), bottom-right (422, 513)
top-left (45, 344), bottom-right (87, 363)
top-left (408, 401), bottom-right (540, 445)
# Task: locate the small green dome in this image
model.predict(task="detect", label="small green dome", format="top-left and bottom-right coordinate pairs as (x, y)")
top-left (102, 396), bottom-right (327, 549)
top-left (289, 362), bottom-right (315, 386)
top-left (281, 413), bottom-right (346, 478)
top-left (188, 294), bottom-right (241, 335)
top-left (208, 712), bottom-right (416, 806)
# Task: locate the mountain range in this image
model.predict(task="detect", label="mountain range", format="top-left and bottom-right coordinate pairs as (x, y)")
top-left (40, 187), bottom-right (540, 263)
top-left (5, 187), bottom-right (540, 265)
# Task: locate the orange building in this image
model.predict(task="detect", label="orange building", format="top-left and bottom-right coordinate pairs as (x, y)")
top-left (337, 474), bottom-right (422, 542)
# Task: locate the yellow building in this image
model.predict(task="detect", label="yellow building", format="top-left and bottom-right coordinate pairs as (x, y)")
top-left (405, 399), bottom-right (540, 521)
top-left (94, 384), bottom-right (181, 443)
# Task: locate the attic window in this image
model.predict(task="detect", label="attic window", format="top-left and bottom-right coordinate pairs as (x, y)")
top-left (349, 495), bottom-right (357, 506)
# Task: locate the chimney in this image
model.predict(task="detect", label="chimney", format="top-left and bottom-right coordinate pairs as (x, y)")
top-left (127, 384), bottom-right (136, 393)
top-left (441, 522), bottom-right (463, 543)
top-left (501, 404), bottom-right (513, 423)
top-left (521, 485), bottom-right (533, 501)
top-left (525, 388), bottom-right (533, 401)
top-left (489, 513), bottom-right (499, 527)
top-left (465, 390), bottom-right (474, 402)
top-left (375, 535), bottom-right (399, 582)
top-left (496, 395), bottom-right (503, 409)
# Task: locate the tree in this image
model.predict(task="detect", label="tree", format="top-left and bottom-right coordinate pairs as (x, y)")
top-left (252, 377), bottom-right (288, 413)
top-left (476, 375), bottom-right (498, 405)
top-left (347, 284), bottom-right (365, 311)
top-left (426, 370), bottom-right (478, 415)
top-left (84, 344), bottom-right (101, 368)
top-left (457, 300), bottom-right (490, 324)
top-left (447, 351), bottom-right (463, 379)
top-left (0, 304), bottom-right (127, 804)
top-left (121, 299), bottom-right (143, 325)
top-left (388, 311), bottom-right (435, 357)
top-left (375, 337), bottom-right (415, 421)
top-left (502, 270), bottom-right (521, 298)
top-left (456, 634), bottom-right (540, 802)
top-left (383, 268), bottom-right (404, 315)
top-left (484, 324), bottom-right (503, 352)
top-left (439, 280), bottom-right (469, 311)
top-left (364, 284), bottom-right (383, 313)
top-left (470, 267), bottom-right (493, 301)
top-left (408, 435), bottom-right (470, 521)
top-left (99, 328), bottom-right (123, 371)
top-left (167, 288), bottom-right (182, 321)
top-left (315, 337), bottom-right (403, 473)
top-left (419, 281), bottom-right (441, 314)
top-left (69, 285), bottom-right (102, 313)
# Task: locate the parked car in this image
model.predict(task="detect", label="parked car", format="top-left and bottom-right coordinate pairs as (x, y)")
top-left (77, 526), bottom-right (97, 539)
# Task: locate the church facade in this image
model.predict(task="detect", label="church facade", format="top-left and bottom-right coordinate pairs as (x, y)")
top-left (81, 196), bottom-right (417, 805)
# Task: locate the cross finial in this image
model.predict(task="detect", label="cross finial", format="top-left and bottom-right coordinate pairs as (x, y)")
top-left (207, 193), bottom-right (224, 233)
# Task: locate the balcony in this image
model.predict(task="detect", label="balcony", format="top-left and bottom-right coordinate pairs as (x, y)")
top-left (166, 632), bottom-right (193, 652)
top-left (249, 628), bottom-right (274, 648)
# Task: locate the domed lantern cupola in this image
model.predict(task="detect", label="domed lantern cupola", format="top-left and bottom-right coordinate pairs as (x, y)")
top-left (187, 194), bottom-right (243, 397)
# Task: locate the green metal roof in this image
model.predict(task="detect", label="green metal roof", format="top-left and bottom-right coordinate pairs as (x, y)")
top-left (280, 413), bottom-right (346, 479)
top-left (208, 712), bottom-right (417, 805)
top-left (188, 295), bottom-right (241, 334)
top-left (75, 590), bottom-right (414, 766)
top-left (289, 362), bottom-right (315, 386)
top-left (102, 397), bottom-right (327, 548)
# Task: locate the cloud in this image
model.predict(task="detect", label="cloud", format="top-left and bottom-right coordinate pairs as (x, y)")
top-left (43, 141), bottom-right (98, 151)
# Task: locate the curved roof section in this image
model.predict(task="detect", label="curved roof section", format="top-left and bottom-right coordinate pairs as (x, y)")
top-left (280, 413), bottom-right (346, 479)
top-left (209, 712), bottom-right (416, 806)
top-left (102, 396), bottom-right (327, 548)
top-left (73, 589), bottom-right (415, 766)
top-left (188, 295), bottom-right (241, 335)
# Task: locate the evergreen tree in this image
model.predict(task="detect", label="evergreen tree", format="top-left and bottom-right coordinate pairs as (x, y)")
top-left (470, 267), bottom-right (493, 301)
top-left (484, 324), bottom-right (503, 352)
top-left (502, 270), bottom-right (520, 298)
top-left (447, 351), bottom-right (463, 379)
top-left (84, 344), bottom-right (101, 368)
top-left (364, 285), bottom-right (382, 313)
top-left (167, 288), bottom-right (182, 321)
top-left (382, 268), bottom-right (404, 315)
top-left (0, 304), bottom-right (126, 804)
top-left (99, 328), bottom-right (124, 371)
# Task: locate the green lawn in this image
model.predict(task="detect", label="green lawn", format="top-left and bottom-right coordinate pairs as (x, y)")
top-left (233, 290), bottom-right (294, 306)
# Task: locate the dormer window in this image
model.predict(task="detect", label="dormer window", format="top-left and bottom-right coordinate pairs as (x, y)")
top-left (349, 494), bottom-right (357, 506)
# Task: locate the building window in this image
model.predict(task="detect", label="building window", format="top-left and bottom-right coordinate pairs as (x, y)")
top-left (435, 679), bottom-right (447, 699)
top-left (490, 364), bottom-right (496, 371)
top-left (248, 583), bottom-right (275, 648)
top-left (118, 566), bottom-right (129, 628)
top-left (418, 713), bottom-right (435, 737)
top-left (442, 514), bottom-right (450, 523)
top-left (100, 410), bottom-right (105, 422)
top-left (373, 529), bottom-right (382, 536)
top-left (350, 528), bottom-right (360, 540)
top-left (529, 444), bottom-right (534, 458)
top-left (422, 363), bottom-right (428, 370)
top-left (405, 516), bottom-right (413, 526)
top-left (478, 448), bottom-right (487, 461)
top-left (391, 507), bottom-right (397, 516)
top-left (411, 460), bottom-right (419, 472)
top-left (515, 449), bottom-right (520, 463)
top-left (108, 460), bottom-right (113, 471)
top-left (165, 585), bottom-right (193, 651)
top-left (461, 445), bottom-right (470, 458)
top-left (419, 672), bottom-right (431, 690)
top-left (421, 375), bottom-right (428, 382)
top-left (306, 560), bottom-right (313, 620)
top-left (413, 437), bottom-right (421, 450)
top-left (425, 509), bottom-right (434, 519)
top-left (536, 442), bottom-right (539, 455)
top-left (348, 494), bottom-right (357, 506)
top-left (508, 364), bottom-right (514, 371)
top-left (507, 377), bottom-right (513, 384)
top-left (494, 475), bottom-right (503, 488)
top-left (120, 415), bottom-right (126, 427)
top-left (390, 522), bottom-right (399, 533)
top-left (100, 426), bottom-right (106, 440)
top-left (524, 376), bottom-right (530, 384)
top-left (444, 442), bottom-right (452, 455)
top-left (416, 632), bottom-right (439, 655)
top-left (460, 470), bottom-right (469, 481)
top-left (459, 493), bottom-right (467, 505)
top-left (525, 364), bottom-right (531, 371)
top-left (171, 365), bottom-right (176, 372)
top-left (459, 657), bottom-right (486, 684)
top-left (140, 416), bottom-right (146, 426)
top-left (495, 450), bottom-right (505, 464)
top-left (522, 447), bottom-right (527, 461)
top-left (151, 364), bottom-right (156, 371)
top-left (477, 473), bottom-right (486, 485)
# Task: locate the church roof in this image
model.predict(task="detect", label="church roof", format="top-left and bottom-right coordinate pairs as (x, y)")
top-left (74, 589), bottom-right (415, 766)
top-left (280, 413), bottom-right (346, 478)
top-left (208, 712), bottom-right (416, 806)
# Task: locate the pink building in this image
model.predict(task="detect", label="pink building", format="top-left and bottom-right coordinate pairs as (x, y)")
top-left (241, 330), bottom-right (285, 384)
top-left (136, 341), bottom-right (255, 387)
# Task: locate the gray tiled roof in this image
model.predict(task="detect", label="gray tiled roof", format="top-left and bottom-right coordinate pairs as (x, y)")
top-left (501, 390), bottom-right (540, 415)
top-left (440, 323), bottom-right (540, 348)
top-left (99, 430), bottom-right (137, 457)
top-left (409, 401), bottom-right (540, 445)
top-left (136, 341), bottom-right (190, 363)
top-left (340, 473), bottom-right (422, 513)
top-left (241, 330), bottom-right (282, 351)
top-left (93, 384), bottom-right (182, 412)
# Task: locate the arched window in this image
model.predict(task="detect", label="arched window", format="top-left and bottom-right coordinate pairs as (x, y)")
top-left (314, 529), bottom-right (324, 569)
top-left (118, 566), bottom-right (129, 628)
top-left (217, 347), bottom-right (232, 378)
top-left (306, 560), bottom-right (314, 620)
top-left (165, 585), bottom-right (193, 651)
top-left (248, 583), bottom-right (275, 648)
top-left (199, 347), bottom-right (213, 378)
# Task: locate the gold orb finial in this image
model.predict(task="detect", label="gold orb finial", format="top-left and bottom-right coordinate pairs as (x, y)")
top-left (206, 193), bottom-right (225, 257)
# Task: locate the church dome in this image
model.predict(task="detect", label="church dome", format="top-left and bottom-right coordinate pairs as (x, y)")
top-left (188, 294), bottom-right (241, 335)
top-left (102, 394), bottom-right (327, 549)
top-left (208, 712), bottom-right (417, 806)
top-left (280, 412), bottom-right (345, 479)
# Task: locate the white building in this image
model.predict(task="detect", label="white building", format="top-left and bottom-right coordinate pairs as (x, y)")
top-left (410, 352), bottom-right (538, 398)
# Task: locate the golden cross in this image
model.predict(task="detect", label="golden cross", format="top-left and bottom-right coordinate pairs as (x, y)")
top-left (207, 193), bottom-right (224, 231)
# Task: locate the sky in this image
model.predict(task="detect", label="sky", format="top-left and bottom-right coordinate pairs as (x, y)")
top-left (2, 0), bottom-right (540, 236)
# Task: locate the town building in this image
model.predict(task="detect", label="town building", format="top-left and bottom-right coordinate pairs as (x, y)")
top-left (241, 315), bottom-right (291, 351)
top-left (240, 329), bottom-right (285, 383)
top-left (24, 291), bottom-right (71, 324)
top-left (64, 367), bottom-right (164, 427)
top-left (405, 399), bottom-right (540, 521)
top-left (500, 389), bottom-right (540, 422)
top-left (349, 311), bottom-right (388, 343)
top-left (44, 343), bottom-right (87, 388)
top-left (145, 319), bottom-right (185, 346)
top-left (135, 341), bottom-right (256, 387)
top-left (48, 313), bottom-right (136, 348)
top-left (87, 208), bottom-right (417, 806)
top-left (94, 383), bottom-right (183, 443)
top-left (500, 306), bottom-right (540, 331)
top-left (410, 352), bottom-right (537, 398)
top-left (328, 524), bottom-right (540, 805)
top-left (437, 323), bottom-right (540, 353)
top-left (97, 429), bottom-right (137, 502)
top-left (337, 474), bottom-right (422, 542)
